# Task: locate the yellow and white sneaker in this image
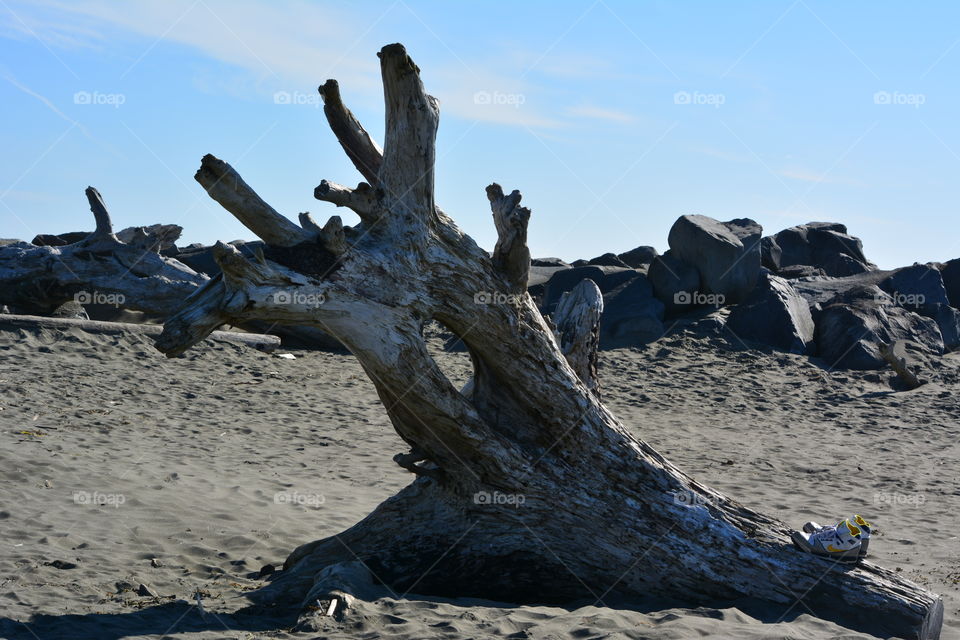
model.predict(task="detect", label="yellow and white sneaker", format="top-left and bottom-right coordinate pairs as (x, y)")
top-left (802, 515), bottom-right (872, 559)
top-left (792, 517), bottom-right (865, 563)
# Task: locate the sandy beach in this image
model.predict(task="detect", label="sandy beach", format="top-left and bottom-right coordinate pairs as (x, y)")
top-left (0, 321), bottom-right (956, 640)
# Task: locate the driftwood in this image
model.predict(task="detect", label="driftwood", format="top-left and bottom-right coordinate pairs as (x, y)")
top-left (0, 313), bottom-right (279, 351)
top-left (880, 340), bottom-right (926, 389)
top-left (0, 187), bottom-right (206, 315)
top-left (154, 44), bottom-right (943, 639)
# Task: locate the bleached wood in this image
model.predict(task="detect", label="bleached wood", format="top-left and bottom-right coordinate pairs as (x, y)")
top-left (0, 188), bottom-right (206, 315)
top-left (318, 79), bottom-right (383, 186)
top-left (155, 43), bottom-right (943, 640)
top-left (0, 313), bottom-right (279, 350)
top-left (552, 278), bottom-right (603, 396)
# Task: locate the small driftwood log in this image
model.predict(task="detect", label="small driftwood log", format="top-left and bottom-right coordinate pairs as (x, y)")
top-left (880, 340), bottom-right (925, 390)
top-left (154, 43), bottom-right (943, 639)
top-left (0, 313), bottom-right (279, 351)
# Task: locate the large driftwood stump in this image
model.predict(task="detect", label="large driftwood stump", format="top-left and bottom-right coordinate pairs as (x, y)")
top-left (0, 188), bottom-right (206, 315)
top-left (155, 44), bottom-right (943, 639)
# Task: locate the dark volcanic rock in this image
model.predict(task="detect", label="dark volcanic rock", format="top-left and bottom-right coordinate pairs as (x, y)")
top-left (531, 257), bottom-right (570, 268)
top-left (599, 275), bottom-right (665, 348)
top-left (815, 285), bottom-right (943, 370)
top-left (588, 252), bottom-right (630, 268)
top-left (768, 222), bottom-right (874, 277)
top-left (617, 245), bottom-right (659, 268)
top-left (878, 263), bottom-right (950, 311)
top-left (940, 258), bottom-right (960, 309)
top-left (175, 241), bottom-right (265, 277)
top-left (777, 264), bottom-right (825, 279)
top-left (878, 263), bottom-right (960, 349)
top-left (667, 214), bottom-right (761, 304)
top-left (647, 250), bottom-right (702, 314)
top-left (727, 271), bottom-right (814, 354)
top-left (31, 232), bottom-right (88, 247)
top-left (543, 266), bottom-right (640, 314)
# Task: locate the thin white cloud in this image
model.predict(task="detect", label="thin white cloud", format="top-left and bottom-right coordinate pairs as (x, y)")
top-left (2, 68), bottom-right (88, 133)
top-left (3, 0), bottom-right (572, 129)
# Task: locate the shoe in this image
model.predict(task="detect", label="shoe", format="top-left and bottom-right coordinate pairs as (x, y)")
top-left (803, 515), bottom-right (872, 558)
top-left (791, 518), bottom-right (863, 563)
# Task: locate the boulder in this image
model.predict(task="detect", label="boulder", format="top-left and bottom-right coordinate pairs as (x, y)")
top-left (588, 252), bottom-right (630, 268)
top-left (877, 264), bottom-right (959, 349)
top-left (175, 241), bottom-right (265, 277)
top-left (777, 264), bottom-right (824, 279)
top-left (760, 236), bottom-right (781, 271)
top-left (528, 264), bottom-right (571, 304)
top-left (647, 250), bottom-right (702, 314)
top-left (599, 275), bottom-right (665, 348)
top-left (727, 271), bottom-right (814, 355)
top-left (768, 222), bottom-right (874, 277)
top-left (791, 270), bottom-right (893, 307)
top-left (31, 232), bottom-right (88, 247)
top-left (815, 285), bottom-right (943, 370)
top-left (940, 258), bottom-right (960, 309)
top-left (542, 266), bottom-right (639, 314)
top-left (531, 257), bottom-right (570, 268)
top-left (617, 245), bottom-right (659, 268)
top-left (571, 259), bottom-right (589, 267)
top-left (667, 214), bottom-right (761, 304)
top-left (878, 263), bottom-right (950, 311)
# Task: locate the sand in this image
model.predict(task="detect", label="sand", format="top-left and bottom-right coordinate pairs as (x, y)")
top-left (0, 322), bottom-right (957, 639)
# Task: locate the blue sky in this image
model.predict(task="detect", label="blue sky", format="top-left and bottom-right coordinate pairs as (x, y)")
top-left (1, 1), bottom-right (958, 269)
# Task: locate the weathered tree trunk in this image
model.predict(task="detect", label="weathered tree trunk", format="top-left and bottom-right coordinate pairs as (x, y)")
top-left (155, 44), bottom-right (943, 639)
top-left (0, 187), bottom-right (206, 315)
